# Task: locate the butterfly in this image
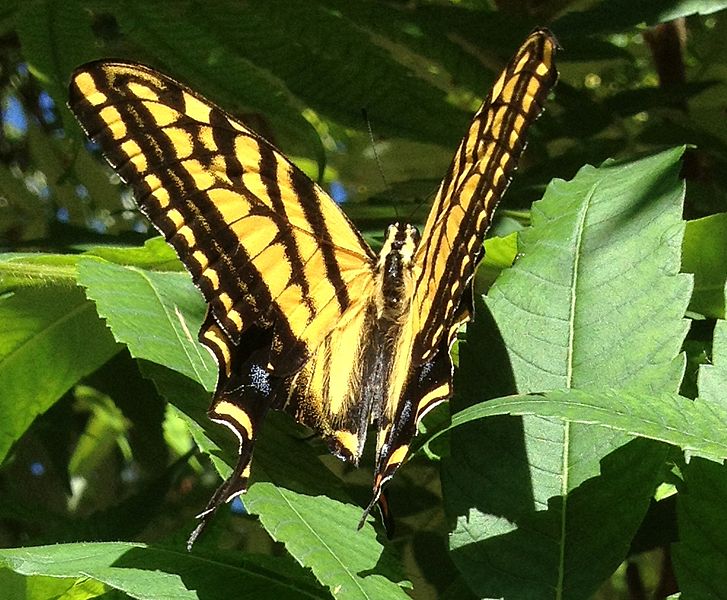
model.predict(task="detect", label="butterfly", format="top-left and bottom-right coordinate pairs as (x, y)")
top-left (68, 28), bottom-right (558, 547)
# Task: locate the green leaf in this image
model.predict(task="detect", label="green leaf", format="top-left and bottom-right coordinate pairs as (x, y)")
top-left (475, 232), bottom-right (518, 294)
top-left (443, 147), bottom-right (691, 598)
top-left (111, 1), bottom-right (326, 174)
top-left (554, 0), bottom-right (727, 36)
top-left (673, 283), bottom-right (727, 596)
top-left (696, 292), bottom-right (727, 406)
top-left (0, 542), bottom-right (329, 599)
top-left (143, 362), bottom-right (409, 600)
top-left (489, 147), bottom-right (691, 392)
top-left (189, 0), bottom-right (469, 148)
top-left (77, 258), bottom-right (216, 390)
top-left (0, 252), bottom-right (78, 288)
top-left (0, 285), bottom-right (119, 463)
top-left (673, 458), bottom-right (727, 599)
top-left (658, 0), bottom-right (727, 18)
top-left (86, 237), bottom-right (181, 270)
top-left (324, 1), bottom-right (534, 100)
top-left (0, 567), bottom-right (106, 600)
top-left (246, 489), bottom-right (411, 600)
top-left (683, 213), bottom-right (727, 318)
top-left (140, 363), bottom-right (220, 458)
top-left (0, 240), bottom-right (178, 290)
top-left (245, 421), bottom-right (411, 600)
top-left (15, 0), bottom-right (96, 134)
top-left (434, 388), bottom-right (727, 464)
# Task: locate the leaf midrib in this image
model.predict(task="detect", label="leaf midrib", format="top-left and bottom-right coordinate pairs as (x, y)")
top-left (557, 183), bottom-right (594, 600)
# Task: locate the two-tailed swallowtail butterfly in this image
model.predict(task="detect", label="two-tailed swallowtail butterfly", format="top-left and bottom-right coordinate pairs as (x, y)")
top-left (69, 28), bottom-right (558, 547)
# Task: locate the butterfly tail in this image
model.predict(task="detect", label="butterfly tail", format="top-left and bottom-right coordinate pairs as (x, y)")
top-left (186, 443), bottom-right (253, 550)
top-left (188, 318), bottom-right (278, 549)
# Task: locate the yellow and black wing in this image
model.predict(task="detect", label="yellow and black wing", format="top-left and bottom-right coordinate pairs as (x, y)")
top-left (412, 29), bottom-right (558, 365)
top-left (69, 62), bottom-right (376, 370)
top-left (68, 62), bottom-right (378, 543)
top-left (367, 29), bottom-right (559, 509)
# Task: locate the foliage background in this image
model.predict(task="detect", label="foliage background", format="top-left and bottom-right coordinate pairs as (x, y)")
top-left (1, 1), bottom-right (727, 599)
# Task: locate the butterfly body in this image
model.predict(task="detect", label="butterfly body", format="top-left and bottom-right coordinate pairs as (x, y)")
top-left (273, 220), bottom-right (418, 458)
top-left (68, 29), bottom-right (558, 545)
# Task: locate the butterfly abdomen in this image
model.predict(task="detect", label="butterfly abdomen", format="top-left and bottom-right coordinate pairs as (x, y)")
top-left (282, 221), bottom-right (424, 463)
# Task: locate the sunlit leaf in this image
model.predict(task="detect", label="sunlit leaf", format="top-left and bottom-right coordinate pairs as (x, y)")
top-left (443, 147), bottom-right (691, 599)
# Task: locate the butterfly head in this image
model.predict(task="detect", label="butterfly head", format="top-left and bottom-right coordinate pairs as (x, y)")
top-left (380, 223), bottom-right (420, 262)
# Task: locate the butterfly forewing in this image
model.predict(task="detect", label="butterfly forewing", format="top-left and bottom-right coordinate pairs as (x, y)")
top-left (411, 29), bottom-right (558, 366)
top-left (69, 62), bottom-right (376, 375)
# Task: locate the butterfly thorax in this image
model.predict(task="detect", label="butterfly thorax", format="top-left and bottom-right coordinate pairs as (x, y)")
top-left (375, 222), bottom-right (420, 322)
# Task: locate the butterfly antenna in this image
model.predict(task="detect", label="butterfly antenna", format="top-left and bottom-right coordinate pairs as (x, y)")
top-left (405, 181), bottom-right (438, 228)
top-left (362, 108), bottom-right (399, 221)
